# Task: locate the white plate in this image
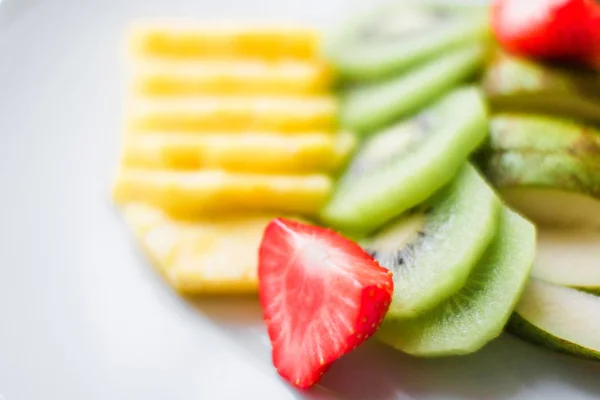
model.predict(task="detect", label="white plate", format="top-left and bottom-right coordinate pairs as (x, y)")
top-left (1, 0), bottom-right (599, 399)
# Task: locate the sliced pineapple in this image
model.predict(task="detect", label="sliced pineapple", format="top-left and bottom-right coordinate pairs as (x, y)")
top-left (116, 22), bottom-right (339, 295)
top-left (127, 95), bottom-right (338, 133)
top-left (128, 22), bottom-right (320, 60)
top-left (120, 131), bottom-right (356, 174)
top-left (122, 203), bottom-right (282, 294)
top-left (113, 169), bottom-right (332, 217)
top-left (132, 59), bottom-right (333, 96)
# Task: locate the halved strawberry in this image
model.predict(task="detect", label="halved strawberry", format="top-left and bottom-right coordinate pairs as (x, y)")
top-left (491, 0), bottom-right (600, 65)
top-left (258, 218), bottom-right (393, 389)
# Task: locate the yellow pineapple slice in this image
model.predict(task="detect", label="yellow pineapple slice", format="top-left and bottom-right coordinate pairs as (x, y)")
top-left (120, 131), bottom-right (356, 174)
top-left (113, 169), bottom-right (332, 217)
top-left (127, 95), bottom-right (337, 133)
top-left (122, 203), bottom-right (282, 294)
top-left (132, 59), bottom-right (333, 96)
top-left (128, 22), bottom-right (320, 60)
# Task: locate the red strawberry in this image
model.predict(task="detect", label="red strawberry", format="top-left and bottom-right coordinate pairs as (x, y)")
top-left (491, 0), bottom-right (600, 65)
top-left (587, 12), bottom-right (600, 69)
top-left (258, 218), bottom-right (393, 389)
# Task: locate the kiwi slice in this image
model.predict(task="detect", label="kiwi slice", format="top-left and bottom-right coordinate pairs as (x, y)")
top-left (341, 44), bottom-right (487, 134)
top-left (532, 229), bottom-right (600, 294)
top-left (483, 52), bottom-right (600, 124)
top-left (325, 1), bottom-right (489, 81)
top-left (480, 151), bottom-right (600, 229)
top-left (485, 114), bottom-right (600, 161)
top-left (362, 163), bottom-right (500, 318)
top-left (509, 279), bottom-right (600, 361)
top-left (377, 208), bottom-right (536, 356)
top-left (321, 87), bottom-right (488, 233)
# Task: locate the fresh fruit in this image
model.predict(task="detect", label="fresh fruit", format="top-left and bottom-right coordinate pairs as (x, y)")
top-left (485, 114), bottom-right (600, 158)
top-left (509, 279), bottom-right (600, 361)
top-left (122, 203), bottom-right (279, 294)
top-left (480, 151), bottom-right (600, 228)
top-left (258, 218), bottom-right (394, 388)
top-left (132, 59), bottom-right (333, 96)
top-left (377, 208), bottom-right (536, 356)
top-left (532, 229), bottom-right (600, 294)
top-left (322, 87), bottom-right (488, 234)
top-left (112, 169), bottom-right (332, 217)
top-left (341, 44), bottom-right (487, 133)
top-left (120, 131), bottom-right (356, 174)
top-left (362, 164), bottom-right (500, 317)
top-left (129, 22), bottom-right (320, 60)
top-left (482, 52), bottom-right (600, 123)
top-left (325, 1), bottom-right (490, 81)
top-left (501, 186), bottom-right (600, 230)
top-left (127, 96), bottom-right (338, 133)
top-left (491, 0), bottom-right (600, 64)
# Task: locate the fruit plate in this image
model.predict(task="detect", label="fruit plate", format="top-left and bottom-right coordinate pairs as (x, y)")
top-left (1, 0), bottom-right (600, 399)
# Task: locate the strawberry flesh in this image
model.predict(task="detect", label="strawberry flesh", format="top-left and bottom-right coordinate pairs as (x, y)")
top-left (258, 218), bottom-right (393, 389)
top-left (491, 0), bottom-right (600, 66)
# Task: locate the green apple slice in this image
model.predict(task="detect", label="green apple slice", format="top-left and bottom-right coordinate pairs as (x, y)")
top-left (509, 279), bottom-right (600, 361)
top-left (483, 52), bottom-right (600, 124)
top-left (487, 114), bottom-right (600, 161)
top-left (532, 229), bottom-right (600, 294)
top-left (480, 151), bottom-right (600, 229)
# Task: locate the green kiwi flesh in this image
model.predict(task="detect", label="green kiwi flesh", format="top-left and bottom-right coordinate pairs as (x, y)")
top-left (341, 44), bottom-right (487, 134)
top-left (378, 208), bottom-right (536, 356)
top-left (363, 163), bottom-right (500, 318)
top-left (321, 87), bottom-right (488, 234)
top-left (325, 1), bottom-right (490, 81)
top-left (509, 279), bottom-right (600, 362)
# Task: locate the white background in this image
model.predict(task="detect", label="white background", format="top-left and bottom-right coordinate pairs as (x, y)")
top-left (1, 0), bottom-right (600, 399)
